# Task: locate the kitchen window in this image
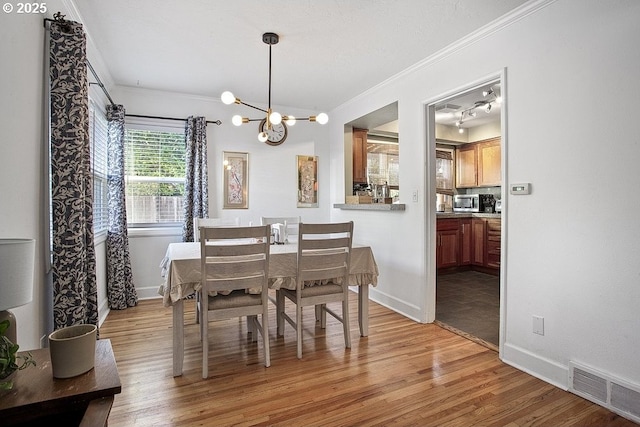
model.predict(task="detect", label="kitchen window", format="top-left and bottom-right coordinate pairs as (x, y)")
top-left (124, 122), bottom-right (185, 227)
top-left (367, 138), bottom-right (399, 195)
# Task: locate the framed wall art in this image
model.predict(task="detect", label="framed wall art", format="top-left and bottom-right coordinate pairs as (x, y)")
top-left (223, 151), bottom-right (249, 209)
top-left (297, 155), bottom-right (318, 208)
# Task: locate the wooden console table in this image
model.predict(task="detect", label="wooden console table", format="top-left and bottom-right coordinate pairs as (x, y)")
top-left (0, 339), bottom-right (122, 426)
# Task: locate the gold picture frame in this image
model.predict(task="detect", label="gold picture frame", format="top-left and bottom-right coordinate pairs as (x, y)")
top-left (297, 155), bottom-right (318, 208)
top-left (223, 151), bottom-right (249, 209)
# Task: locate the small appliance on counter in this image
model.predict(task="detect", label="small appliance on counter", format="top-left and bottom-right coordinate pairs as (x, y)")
top-left (453, 194), bottom-right (495, 212)
top-left (495, 199), bottom-right (502, 213)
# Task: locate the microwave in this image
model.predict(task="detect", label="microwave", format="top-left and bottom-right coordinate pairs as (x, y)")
top-left (453, 194), bottom-right (495, 212)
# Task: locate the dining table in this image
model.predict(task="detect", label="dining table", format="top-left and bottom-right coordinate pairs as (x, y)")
top-left (158, 241), bottom-right (379, 376)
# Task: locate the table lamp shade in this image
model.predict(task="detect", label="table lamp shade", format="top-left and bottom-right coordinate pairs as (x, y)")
top-left (0, 239), bottom-right (35, 312)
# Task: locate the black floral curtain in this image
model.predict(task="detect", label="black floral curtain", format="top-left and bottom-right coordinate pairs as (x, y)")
top-left (182, 116), bottom-right (209, 242)
top-left (107, 104), bottom-right (138, 309)
top-left (49, 17), bottom-right (98, 329)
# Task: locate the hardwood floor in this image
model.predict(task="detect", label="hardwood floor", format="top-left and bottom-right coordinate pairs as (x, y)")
top-left (100, 293), bottom-right (637, 426)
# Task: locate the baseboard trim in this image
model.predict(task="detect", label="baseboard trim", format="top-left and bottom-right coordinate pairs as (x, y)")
top-left (501, 342), bottom-right (568, 390)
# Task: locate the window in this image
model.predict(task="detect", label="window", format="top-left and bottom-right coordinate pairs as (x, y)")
top-left (367, 138), bottom-right (399, 197)
top-left (124, 124), bottom-right (185, 226)
top-left (89, 100), bottom-right (108, 234)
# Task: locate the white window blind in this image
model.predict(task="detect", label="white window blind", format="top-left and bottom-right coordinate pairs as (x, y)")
top-left (89, 100), bottom-right (108, 234)
top-left (124, 127), bottom-right (185, 226)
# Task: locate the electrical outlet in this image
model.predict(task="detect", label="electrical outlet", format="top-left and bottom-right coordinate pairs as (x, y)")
top-left (412, 190), bottom-right (418, 203)
top-left (533, 315), bottom-right (544, 335)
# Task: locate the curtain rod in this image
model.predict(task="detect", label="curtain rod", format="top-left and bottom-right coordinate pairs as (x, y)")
top-left (45, 15), bottom-right (222, 126)
top-left (125, 114), bottom-right (222, 126)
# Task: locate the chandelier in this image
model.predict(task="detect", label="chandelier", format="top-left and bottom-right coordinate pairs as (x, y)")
top-left (221, 32), bottom-right (328, 146)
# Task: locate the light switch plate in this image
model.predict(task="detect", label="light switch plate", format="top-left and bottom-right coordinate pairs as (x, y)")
top-left (510, 183), bottom-right (531, 195)
top-left (533, 315), bottom-right (544, 335)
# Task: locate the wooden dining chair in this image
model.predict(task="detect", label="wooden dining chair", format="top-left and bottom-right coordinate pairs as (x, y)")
top-left (276, 221), bottom-right (354, 359)
top-left (260, 216), bottom-right (301, 243)
top-left (193, 216), bottom-right (241, 323)
top-left (198, 225), bottom-right (271, 378)
top-left (193, 217), bottom-right (240, 242)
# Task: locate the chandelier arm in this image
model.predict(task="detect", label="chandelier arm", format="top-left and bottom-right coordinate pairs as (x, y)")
top-left (238, 101), bottom-right (268, 114)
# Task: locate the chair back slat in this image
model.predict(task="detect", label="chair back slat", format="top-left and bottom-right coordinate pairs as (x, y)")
top-left (205, 275), bottom-right (266, 293)
top-left (204, 242), bottom-right (266, 257)
top-left (300, 237), bottom-right (351, 250)
top-left (205, 258), bottom-right (267, 277)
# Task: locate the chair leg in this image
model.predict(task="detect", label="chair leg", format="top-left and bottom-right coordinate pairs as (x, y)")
top-left (248, 315), bottom-right (258, 342)
top-left (296, 302), bottom-right (303, 359)
top-left (342, 292), bottom-right (351, 349)
top-left (320, 304), bottom-right (327, 329)
top-left (202, 311), bottom-right (208, 379)
top-left (195, 293), bottom-right (200, 324)
top-left (276, 290), bottom-right (284, 336)
top-left (261, 310), bottom-right (271, 368)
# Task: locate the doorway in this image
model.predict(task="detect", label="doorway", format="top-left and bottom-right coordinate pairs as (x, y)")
top-left (428, 75), bottom-right (504, 351)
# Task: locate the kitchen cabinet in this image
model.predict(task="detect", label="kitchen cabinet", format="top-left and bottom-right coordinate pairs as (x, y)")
top-left (471, 218), bottom-right (486, 266)
top-left (437, 219), bottom-right (459, 269)
top-left (455, 144), bottom-right (477, 188)
top-left (471, 217), bottom-right (501, 272)
top-left (437, 215), bottom-right (500, 274)
top-left (459, 218), bottom-right (472, 265)
top-left (456, 137), bottom-right (501, 188)
top-left (486, 218), bottom-right (501, 268)
top-left (353, 128), bottom-right (368, 184)
top-left (478, 138), bottom-right (501, 186)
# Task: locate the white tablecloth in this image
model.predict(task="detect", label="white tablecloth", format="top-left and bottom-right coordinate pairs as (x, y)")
top-left (158, 242), bottom-right (378, 307)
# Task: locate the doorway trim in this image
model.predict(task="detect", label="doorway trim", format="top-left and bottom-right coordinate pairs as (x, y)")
top-left (424, 68), bottom-right (508, 356)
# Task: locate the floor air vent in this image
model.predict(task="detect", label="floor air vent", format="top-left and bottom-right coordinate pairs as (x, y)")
top-left (569, 362), bottom-right (640, 423)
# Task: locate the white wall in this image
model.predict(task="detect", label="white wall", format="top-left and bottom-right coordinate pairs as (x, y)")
top-left (0, 7), bottom-right (46, 350)
top-left (330, 0), bottom-right (640, 392)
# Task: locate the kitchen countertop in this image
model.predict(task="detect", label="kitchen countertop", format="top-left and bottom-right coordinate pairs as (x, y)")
top-left (437, 212), bottom-right (501, 219)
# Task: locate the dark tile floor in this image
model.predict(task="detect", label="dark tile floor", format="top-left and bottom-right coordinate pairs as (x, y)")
top-left (436, 270), bottom-right (500, 347)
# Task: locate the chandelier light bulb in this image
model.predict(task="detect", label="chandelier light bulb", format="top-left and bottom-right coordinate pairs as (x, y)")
top-left (221, 91), bottom-right (236, 105)
top-left (269, 111), bottom-right (282, 125)
top-left (496, 96), bottom-right (503, 104)
top-left (458, 127), bottom-right (465, 134)
top-left (231, 115), bottom-right (244, 126)
top-left (285, 116), bottom-right (296, 126)
top-left (316, 113), bottom-right (329, 125)
top-left (258, 132), bottom-right (268, 143)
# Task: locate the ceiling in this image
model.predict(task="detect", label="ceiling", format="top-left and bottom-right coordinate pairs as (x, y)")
top-left (73, 0), bottom-right (528, 113)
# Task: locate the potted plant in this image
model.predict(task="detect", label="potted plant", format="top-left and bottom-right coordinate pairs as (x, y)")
top-left (0, 320), bottom-right (35, 390)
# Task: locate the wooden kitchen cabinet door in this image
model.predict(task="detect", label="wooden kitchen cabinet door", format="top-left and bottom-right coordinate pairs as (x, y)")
top-left (471, 218), bottom-right (486, 266)
top-left (478, 137), bottom-right (501, 186)
top-left (456, 144), bottom-right (477, 188)
top-left (352, 128), bottom-right (368, 184)
top-left (459, 218), bottom-right (472, 265)
top-left (437, 219), bottom-right (460, 269)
